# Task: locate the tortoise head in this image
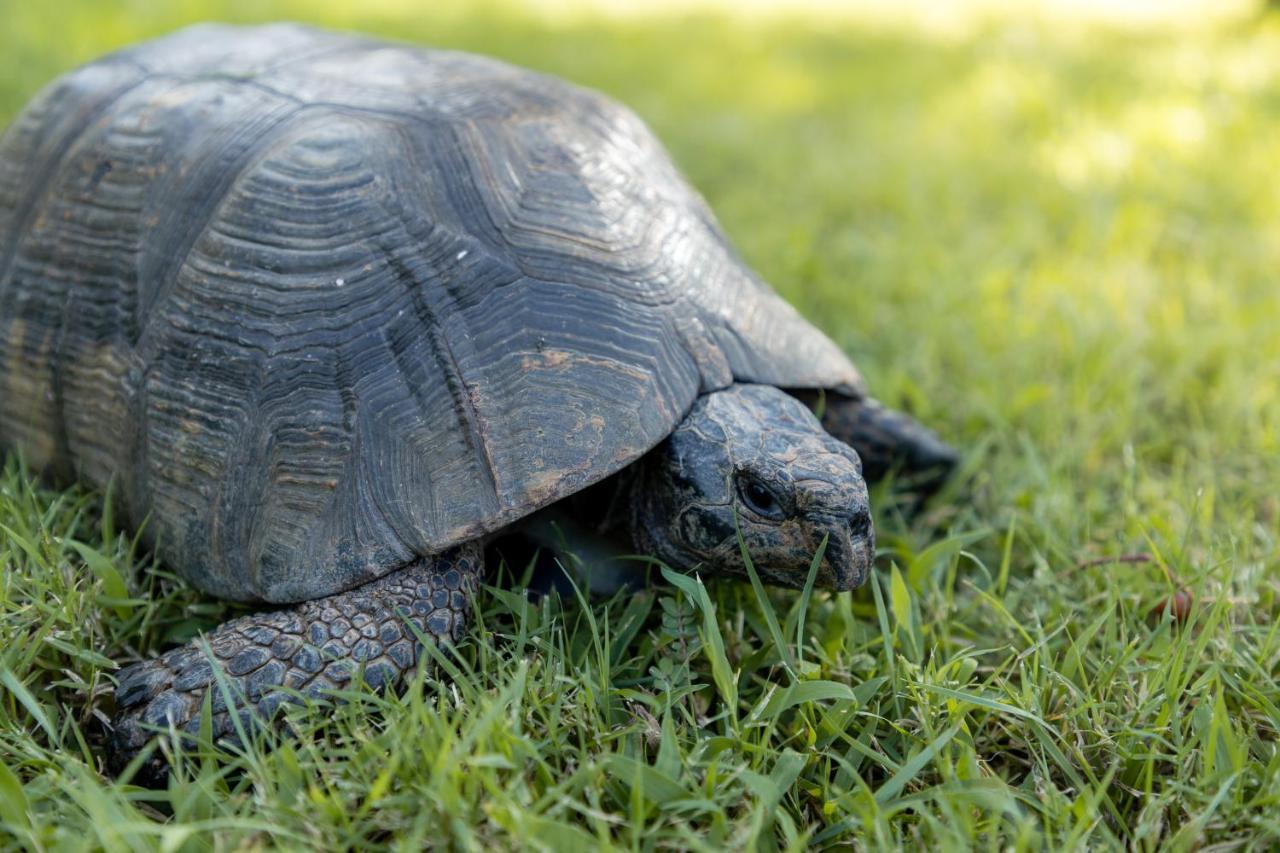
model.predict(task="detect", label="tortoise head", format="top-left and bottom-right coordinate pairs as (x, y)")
top-left (631, 383), bottom-right (873, 591)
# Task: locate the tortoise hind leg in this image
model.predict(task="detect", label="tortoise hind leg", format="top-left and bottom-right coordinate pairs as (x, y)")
top-left (108, 544), bottom-right (484, 784)
top-left (814, 395), bottom-right (958, 498)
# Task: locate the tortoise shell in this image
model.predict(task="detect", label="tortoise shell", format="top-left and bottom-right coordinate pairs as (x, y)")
top-left (0, 24), bottom-right (864, 603)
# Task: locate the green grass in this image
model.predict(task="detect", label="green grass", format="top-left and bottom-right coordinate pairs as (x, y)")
top-left (4, 1), bottom-right (1280, 849)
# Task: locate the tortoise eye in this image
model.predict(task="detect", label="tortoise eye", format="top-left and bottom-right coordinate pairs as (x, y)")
top-left (738, 475), bottom-right (786, 520)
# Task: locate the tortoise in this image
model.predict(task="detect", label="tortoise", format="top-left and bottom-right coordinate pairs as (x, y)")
top-left (0, 23), bottom-right (956, 777)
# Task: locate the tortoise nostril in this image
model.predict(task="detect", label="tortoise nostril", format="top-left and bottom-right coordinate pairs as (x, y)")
top-left (848, 510), bottom-right (872, 540)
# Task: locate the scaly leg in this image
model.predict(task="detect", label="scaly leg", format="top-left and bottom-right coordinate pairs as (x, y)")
top-left (806, 393), bottom-right (958, 497)
top-left (109, 544), bottom-right (483, 783)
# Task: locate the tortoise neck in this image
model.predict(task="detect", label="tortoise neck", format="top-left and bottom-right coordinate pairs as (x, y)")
top-left (562, 462), bottom-right (641, 545)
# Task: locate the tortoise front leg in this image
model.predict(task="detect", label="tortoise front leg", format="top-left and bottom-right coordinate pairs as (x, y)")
top-left (108, 544), bottom-right (484, 782)
top-left (803, 393), bottom-right (958, 497)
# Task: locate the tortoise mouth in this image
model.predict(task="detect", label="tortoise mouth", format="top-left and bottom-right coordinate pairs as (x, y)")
top-left (627, 513), bottom-right (876, 591)
top-left (819, 512), bottom-right (876, 592)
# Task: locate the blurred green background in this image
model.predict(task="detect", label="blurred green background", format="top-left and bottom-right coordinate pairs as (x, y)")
top-left (3, 0), bottom-right (1280, 847)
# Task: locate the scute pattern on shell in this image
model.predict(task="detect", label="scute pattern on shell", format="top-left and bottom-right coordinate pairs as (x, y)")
top-left (0, 23), bottom-right (863, 603)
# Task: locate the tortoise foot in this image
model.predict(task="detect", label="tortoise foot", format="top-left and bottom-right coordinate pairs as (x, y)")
top-left (108, 544), bottom-right (483, 784)
top-left (814, 395), bottom-right (959, 498)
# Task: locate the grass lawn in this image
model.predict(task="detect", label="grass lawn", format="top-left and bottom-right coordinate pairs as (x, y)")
top-left (3, 1), bottom-right (1280, 849)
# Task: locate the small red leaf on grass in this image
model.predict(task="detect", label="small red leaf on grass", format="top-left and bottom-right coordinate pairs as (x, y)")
top-left (1149, 589), bottom-right (1194, 624)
